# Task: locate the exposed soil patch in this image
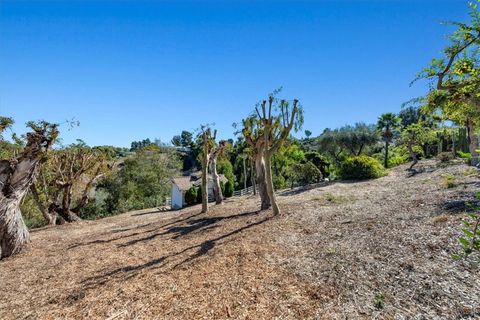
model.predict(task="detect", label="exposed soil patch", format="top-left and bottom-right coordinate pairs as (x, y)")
top-left (0, 161), bottom-right (479, 319)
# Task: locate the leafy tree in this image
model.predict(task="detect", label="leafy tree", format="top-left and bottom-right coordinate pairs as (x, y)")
top-left (377, 113), bottom-right (401, 168)
top-left (32, 143), bottom-right (112, 224)
top-left (130, 138), bottom-right (154, 152)
top-left (398, 122), bottom-right (437, 171)
top-left (171, 135), bottom-right (182, 147)
top-left (415, 1), bottom-right (480, 165)
top-left (100, 150), bottom-right (180, 213)
top-left (304, 151), bottom-right (330, 178)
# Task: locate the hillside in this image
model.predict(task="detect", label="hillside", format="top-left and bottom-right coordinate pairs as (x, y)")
top-left (1, 161), bottom-right (479, 319)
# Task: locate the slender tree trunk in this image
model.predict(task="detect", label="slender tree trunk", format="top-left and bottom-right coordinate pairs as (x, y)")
top-left (407, 141), bottom-right (418, 171)
top-left (201, 146), bottom-right (209, 213)
top-left (243, 156), bottom-right (247, 190)
top-left (250, 158), bottom-right (256, 195)
top-left (30, 184), bottom-right (56, 225)
top-left (466, 120), bottom-right (479, 166)
top-left (264, 153), bottom-right (279, 215)
top-left (210, 156), bottom-right (223, 205)
top-left (384, 141), bottom-right (389, 168)
top-left (255, 153), bottom-right (270, 210)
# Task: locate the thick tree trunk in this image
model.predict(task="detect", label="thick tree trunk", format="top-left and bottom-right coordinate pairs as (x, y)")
top-left (466, 120), bottom-right (479, 166)
top-left (210, 156), bottom-right (223, 205)
top-left (0, 159), bottom-right (39, 258)
top-left (255, 153), bottom-right (270, 210)
top-left (264, 154), bottom-right (279, 215)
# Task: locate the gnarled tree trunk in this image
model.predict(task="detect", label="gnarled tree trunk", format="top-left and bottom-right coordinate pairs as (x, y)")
top-left (0, 123), bottom-right (56, 258)
top-left (209, 155), bottom-right (223, 205)
top-left (255, 152), bottom-right (270, 210)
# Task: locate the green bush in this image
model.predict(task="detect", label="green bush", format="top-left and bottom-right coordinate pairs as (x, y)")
top-left (224, 180), bottom-right (234, 198)
top-left (185, 186), bottom-right (198, 205)
top-left (457, 151), bottom-right (472, 163)
top-left (196, 186), bottom-right (203, 203)
top-left (388, 155), bottom-right (408, 167)
top-left (339, 155), bottom-right (386, 180)
top-left (220, 181), bottom-right (226, 195)
top-left (437, 152), bottom-right (455, 163)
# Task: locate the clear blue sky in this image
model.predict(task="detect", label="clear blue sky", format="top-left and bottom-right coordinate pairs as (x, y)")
top-left (0, 0), bottom-right (468, 147)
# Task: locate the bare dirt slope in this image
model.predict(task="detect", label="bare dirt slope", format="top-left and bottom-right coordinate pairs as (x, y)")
top-left (1, 161), bottom-right (479, 319)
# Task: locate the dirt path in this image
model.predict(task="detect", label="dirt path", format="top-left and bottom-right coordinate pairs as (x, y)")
top-left (0, 161), bottom-right (479, 319)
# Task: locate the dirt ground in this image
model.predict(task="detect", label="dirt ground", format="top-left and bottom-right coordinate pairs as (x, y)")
top-left (0, 161), bottom-right (479, 319)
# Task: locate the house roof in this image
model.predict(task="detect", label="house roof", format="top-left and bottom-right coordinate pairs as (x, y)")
top-left (171, 172), bottom-right (228, 191)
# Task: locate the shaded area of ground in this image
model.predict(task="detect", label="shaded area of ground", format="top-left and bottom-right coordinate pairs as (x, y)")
top-left (0, 161), bottom-right (479, 319)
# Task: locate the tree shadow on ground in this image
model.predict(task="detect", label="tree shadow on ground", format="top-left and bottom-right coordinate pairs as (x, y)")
top-left (118, 210), bottom-right (261, 247)
top-left (81, 212), bottom-right (271, 291)
top-left (278, 182), bottom-right (331, 197)
top-left (68, 211), bottom-right (204, 249)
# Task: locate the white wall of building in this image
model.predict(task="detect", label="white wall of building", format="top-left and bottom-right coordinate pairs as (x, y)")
top-left (171, 184), bottom-right (184, 209)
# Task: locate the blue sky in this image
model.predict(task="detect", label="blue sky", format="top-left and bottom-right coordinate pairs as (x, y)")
top-left (0, 0), bottom-right (469, 147)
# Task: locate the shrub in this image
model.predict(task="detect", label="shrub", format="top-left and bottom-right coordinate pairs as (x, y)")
top-left (339, 155), bottom-right (386, 180)
top-left (437, 152), bottom-right (455, 163)
top-left (185, 186), bottom-right (198, 206)
top-left (224, 180), bottom-right (234, 198)
top-left (457, 151), bottom-right (472, 164)
top-left (220, 181), bottom-right (226, 195)
top-left (388, 155), bottom-right (408, 168)
top-left (196, 186), bottom-right (203, 203)
top-left (288, 161), bottom-right (323, 186)
top-left (442, 173), bottom-right (457, 188)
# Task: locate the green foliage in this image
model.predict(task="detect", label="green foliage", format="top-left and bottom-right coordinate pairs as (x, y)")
top-left (317, 123), bottom-right (379, 162)
top-left (373, 293), bottom-right (385, 310)
top-left (224, 180), bottom-right (234, 198)
top-left (452, 192), bottom-right (480, 261)
top-left (185, 186), bottom-right (198, 206)
top-left (100, 151), bottom-right (181, 213)
top-left (339, 155), bottom-right (386, 180)
top-left (442, 173), bottom-right (457, 188)
top-left (288, 161), bottom-right (323, 187)
top-left (458, 151), bottom-right (472, 161)
top-left (304, 151), bottom-right (330, 178)
top-left (217, 157), bottom-right (235, 184)
top-left (196, 186), bottom-right (203, 203)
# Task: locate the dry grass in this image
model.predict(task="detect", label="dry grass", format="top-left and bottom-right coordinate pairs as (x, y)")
top-left (0, 161), bottom-right (479, 319)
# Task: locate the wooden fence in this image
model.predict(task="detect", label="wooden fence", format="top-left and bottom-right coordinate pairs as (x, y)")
top-left (233, 185), bottom-right (258, 197)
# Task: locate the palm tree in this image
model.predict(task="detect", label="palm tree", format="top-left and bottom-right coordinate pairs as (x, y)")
top-left (377, 113), bottom-right (401, 168)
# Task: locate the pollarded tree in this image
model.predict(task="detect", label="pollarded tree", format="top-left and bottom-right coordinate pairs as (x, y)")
top-left (256, 96), bottom-right (303, 215)
top-left (0, 120), bottom-right (58, 259)
top-left (377, 113), bottom-right (401, 168)
top-left (199, 126), bottom-right (226, 212)
top-left (241, 116), bottom-right (271, 210)
top-left (32, 143), bottom-right (111, 224)
top-left (415, 1), bottom-right (480, 165)
top-left (209, 140), bottom-right (228, 205)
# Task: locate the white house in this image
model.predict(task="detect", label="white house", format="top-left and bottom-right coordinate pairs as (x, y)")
top-left (171, 172), bottom-right (228, 209)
